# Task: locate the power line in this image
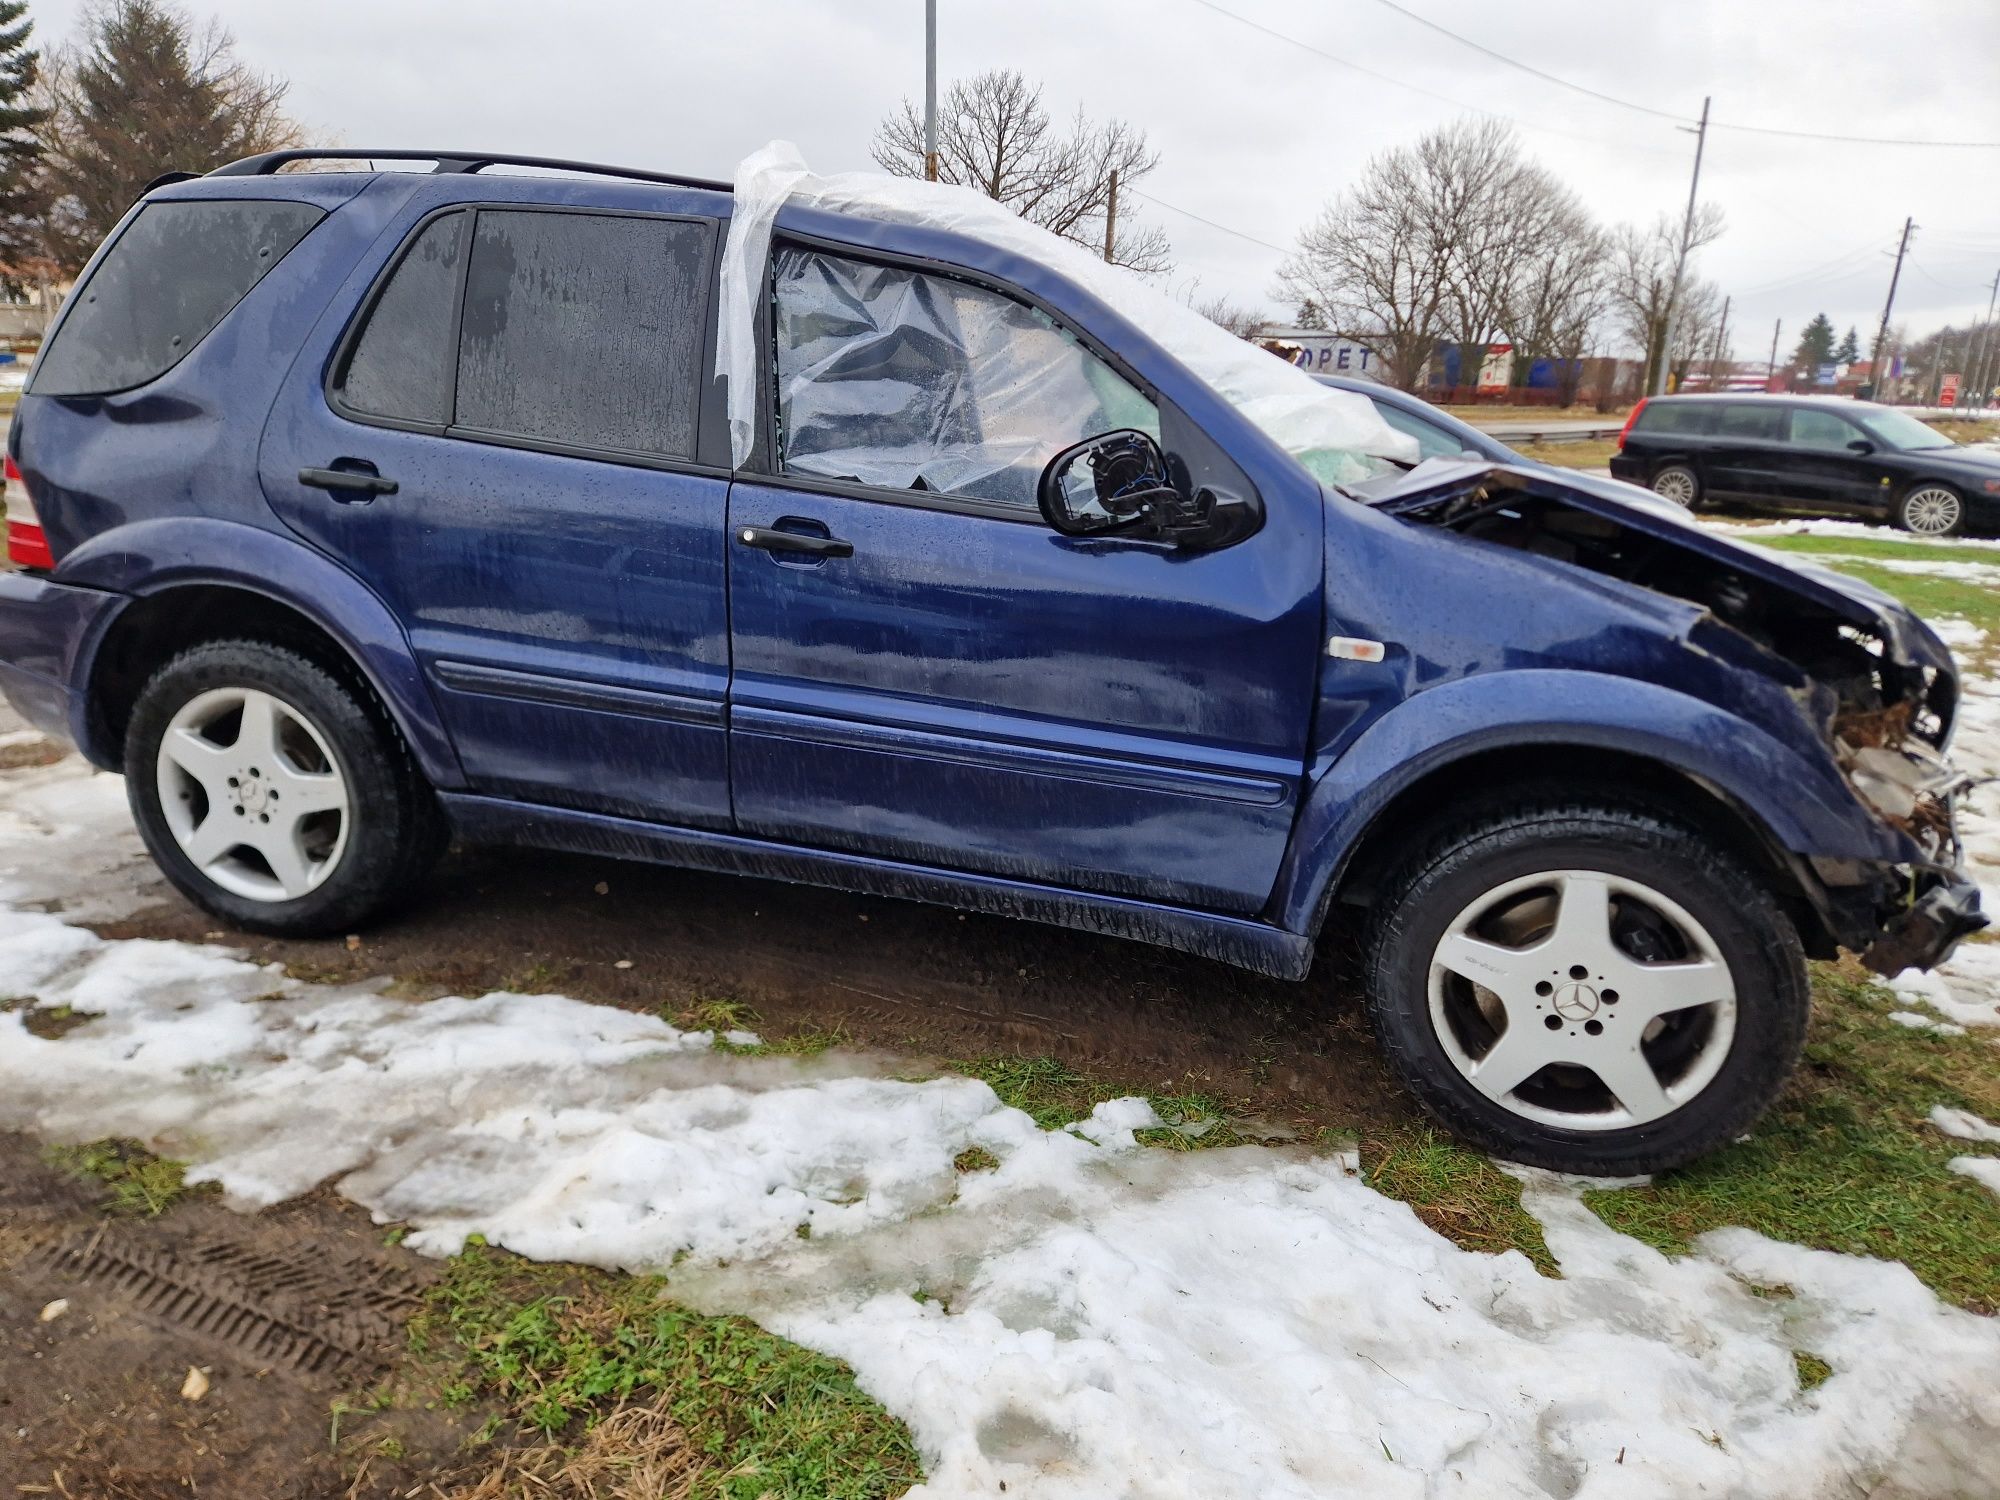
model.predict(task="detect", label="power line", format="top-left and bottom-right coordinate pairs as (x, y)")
top-left (1127, 187), bottom-right (1290, 254)
top-left (1179, 0), bottom-right (1686, 157)
top-left (1363, 0), bottom-right (2000, 148)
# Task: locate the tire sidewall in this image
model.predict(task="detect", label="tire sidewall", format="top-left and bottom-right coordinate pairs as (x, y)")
top-left (124, 642), bottom-right (413, 934)
top-left (1368, 815), bottom-right (1806, 1173)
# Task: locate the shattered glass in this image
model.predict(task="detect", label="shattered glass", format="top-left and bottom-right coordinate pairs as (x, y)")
top-left (774, 246), bottom-right (1158, 509)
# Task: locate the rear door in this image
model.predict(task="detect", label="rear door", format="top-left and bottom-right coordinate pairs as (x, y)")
top-left (261, 197), bottom-right (735, 826)
top-left (1704, 402), bottom-right (1787, 500)
top-left (722, 243), bottom-right (1323, 914)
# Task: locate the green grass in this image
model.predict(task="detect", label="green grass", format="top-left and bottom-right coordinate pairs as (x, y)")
top-left (1739, 534), bottom-right (2000, 641)
top-left (1357, 1124), bottom-right (1557, 1274)
top-left (45, 1139), bottom-right (211, 1217)
top-left (406, 1244), bottom-right (921, 1498)
top-left (1585, 965), bottom-right (2000, 1313)
top-left (1511, 437), bottom-right (1621, 470)
top-left (1793, 1350), bottom-right (1833, 1391)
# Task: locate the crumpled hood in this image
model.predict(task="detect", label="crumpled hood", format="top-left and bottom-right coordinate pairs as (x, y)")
top-left (1350, 458), bottom-right (1956, 679)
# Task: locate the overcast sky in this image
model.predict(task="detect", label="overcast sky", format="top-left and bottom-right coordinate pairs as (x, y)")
top-left (32, 0), bottom-right (2000, 357)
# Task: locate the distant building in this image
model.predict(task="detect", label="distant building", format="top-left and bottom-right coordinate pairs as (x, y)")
top-left (1256, 326), bottom-right (1386, 381)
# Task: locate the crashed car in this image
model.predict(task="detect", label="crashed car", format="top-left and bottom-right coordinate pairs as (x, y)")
top-left (0, 144), bottom-right (1983, 1173)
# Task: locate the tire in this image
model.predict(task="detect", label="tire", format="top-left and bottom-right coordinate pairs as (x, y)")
top-left (124, 639), bottom-right (445, 936)
top-left (1649, 463), bottom-right (1702, 509)
top-left (1361, 797), bottom-right (1808, 1174)
top-left (1894, 482), bottom-right (1964, 537)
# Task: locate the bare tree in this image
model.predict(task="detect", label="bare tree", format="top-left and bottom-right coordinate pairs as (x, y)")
top-left (34, 0), bottom-right (300, 273)
top-left (1606, 208), bottom-right (1724, 395)
top-left (1174, 280), bottom-right (1264, 340)
top-left (1497, 181), bottom-right (1609, 403)
top-left (1277, 139), bottom-right (1450, 391)
top-left (872, 69), bottom-right (1169, 274)
top-left (1422, 120), bottom-right (1539, 390)
top-left (1668, 277), bottom-right (1723, 386)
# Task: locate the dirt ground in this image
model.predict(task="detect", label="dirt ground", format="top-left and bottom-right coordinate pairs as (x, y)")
top-left (0, 1134), bottom-right (506, 1498)
top-left (95, 837), bottom-right (1411, 1133)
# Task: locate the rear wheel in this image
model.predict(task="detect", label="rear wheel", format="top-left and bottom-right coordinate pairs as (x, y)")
top-left (1362, 799), bottom-right (1807, 1174)
top-left (125, 640), bottom-right (444, 935)
top-left (1895, 483), bottom-right (1963, 537)
top-left (1649, 463), bottom-right (1701, 509)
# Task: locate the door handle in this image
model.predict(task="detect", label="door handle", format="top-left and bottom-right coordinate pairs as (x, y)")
top-left (735, 525), bottom-right (853, 559)
top-left (299, 464), bottom-right (398, 501)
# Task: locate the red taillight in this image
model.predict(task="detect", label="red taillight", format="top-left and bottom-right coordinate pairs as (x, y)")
top-left (3, 451), bottom-right (54, 569)
top-left (1617, 398), bottom-right (1648, 451)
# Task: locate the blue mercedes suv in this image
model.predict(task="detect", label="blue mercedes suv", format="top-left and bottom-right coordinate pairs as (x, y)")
top-left (0, 149), bottom-right (1983, 1172)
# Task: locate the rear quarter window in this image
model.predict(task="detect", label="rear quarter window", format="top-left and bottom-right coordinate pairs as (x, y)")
top-left (31, 199), bottom-right (324, 398)
top-left (1634, 402), bottom-right (1718, 436)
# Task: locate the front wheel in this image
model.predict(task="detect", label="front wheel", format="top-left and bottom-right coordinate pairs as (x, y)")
top-left (1895, 483), bottom-right (1964, 537)
top-left (1362, 799), bottom-right (1807, 1174)
top-left (125, 639), bottom-right (444, 936)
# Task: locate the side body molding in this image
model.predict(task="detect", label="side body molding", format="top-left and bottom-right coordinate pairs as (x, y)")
top-left (1272, 667), bottom-right (1907, 937)
top-left (55, 516), bottom-right (465, 786)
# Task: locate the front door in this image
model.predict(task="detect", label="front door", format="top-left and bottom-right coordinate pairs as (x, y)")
top-left (724, 244), bottom-right (1324, 914)
top-left (261, 198), bottom-right (735, 827)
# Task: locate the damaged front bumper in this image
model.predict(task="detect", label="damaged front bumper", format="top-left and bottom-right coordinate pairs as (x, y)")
top-left (1858, 868), bottom-right (1988, 975)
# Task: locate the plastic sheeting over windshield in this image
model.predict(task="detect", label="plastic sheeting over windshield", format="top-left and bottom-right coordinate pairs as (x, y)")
top-left (775, 246), bottom-right (1159, 509)
top-left (717, 142), bottom-right (1414, 483)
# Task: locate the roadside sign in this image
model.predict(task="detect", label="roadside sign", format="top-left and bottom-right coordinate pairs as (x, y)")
top-left (1815, 363), bottom-right (1837, 386)
top-left (1940, 372), bottom-right (1961, 408)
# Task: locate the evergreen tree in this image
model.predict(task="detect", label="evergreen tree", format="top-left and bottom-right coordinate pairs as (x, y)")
top-left (1790, 312), bottom-right (1837, 370)
top-left (0, 1), bottom-right (47, 294)
top-left (38, 0), bottom-right (298, 271)
top-left (1297, 299), bottom-right (1327, 330)
top-left (1833, 325), bottom-right (1861, 364)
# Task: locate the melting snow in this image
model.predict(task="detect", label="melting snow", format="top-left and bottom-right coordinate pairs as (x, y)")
top-left (1930, 1104), bottom-right (2000, 1143)
top-left (0, 744), bottom-right (1998, 1495)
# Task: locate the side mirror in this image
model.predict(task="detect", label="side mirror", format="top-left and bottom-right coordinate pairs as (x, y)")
top-left (1036, 430), bottom-right (1254, 550)
top-left (1847, 438), bottom-right (1876, 455)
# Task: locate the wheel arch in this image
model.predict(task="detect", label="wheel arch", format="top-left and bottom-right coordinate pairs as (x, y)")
top-left (61, 518), bottom-right (463, 787)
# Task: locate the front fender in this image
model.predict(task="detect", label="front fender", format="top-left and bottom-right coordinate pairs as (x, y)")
top-left (1271, 668), bottom-right (1905, 935)
top-left (56, 516), bottom-right (464, 787)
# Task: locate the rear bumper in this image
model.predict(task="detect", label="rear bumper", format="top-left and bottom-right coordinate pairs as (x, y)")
top-left (0, 569), bottom-right (126, 757)
top-left (1606, 455), bottom-right (1644, 483)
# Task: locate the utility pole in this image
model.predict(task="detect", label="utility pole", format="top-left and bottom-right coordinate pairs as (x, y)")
top-left (1708, 294), bottom-right (1731, 388)
top-left (1869, 216), bottom-right (1915, 403)
top-left (923, 0), bottom-right (938, 181)
top-left (1654, 95), bottom-right (1711, 396)
top-left (1103, 169), bottom-right (1118, 263)
top-left (1964, 266), bottom-right (1999, 411)
top-left (1767, 317), bottom-right (1783, 391)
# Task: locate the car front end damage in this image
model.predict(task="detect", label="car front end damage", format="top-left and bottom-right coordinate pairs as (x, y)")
top-left (1354, 460), bottom-right (1989, 975)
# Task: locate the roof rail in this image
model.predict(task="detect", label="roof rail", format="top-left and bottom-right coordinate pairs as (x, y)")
top-left (206, 149), bottom-right (730, 193)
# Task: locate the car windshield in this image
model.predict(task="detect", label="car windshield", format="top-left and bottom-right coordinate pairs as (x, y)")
top-left (1858, 409), bottom-right (1955, 451)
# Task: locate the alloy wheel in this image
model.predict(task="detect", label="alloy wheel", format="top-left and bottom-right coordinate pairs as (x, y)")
top-left (1651, 468), bottom-right (1697, 507)
top-left (1901, 486), bottom-right (1962, 536)
top-left (154, 686), bottom-right (351, 902)
top-left (1426, 869), bottom-right (1738, 1130)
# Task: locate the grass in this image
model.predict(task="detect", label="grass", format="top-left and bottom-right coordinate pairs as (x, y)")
top-left (1510, 437), bottom-right (1621, 470)
top-left (1926, 418), bottom-right (1997, 446)
top-left (1585, 964), bottom-right (2000, 1314)
top-left (1793, 1350), bottom-right (1833, 1391)
top-left (1436, 402), bottom-right (1632, 424)
top-left (1357, 1124), bottom-right (1557, 1274)
top-left (1740, 532), bottom-right (2000, 641)
top-left (44, 1139), bottom-right (212, 1217)
top-left (405, 1243), bottom-right (921, 1499)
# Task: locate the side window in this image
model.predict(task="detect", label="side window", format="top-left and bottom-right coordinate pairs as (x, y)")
top-left (1635, 402), bottom-right (1716, 436)
top-left (33, 199), bottom-right (323, 397)
top-left (1715, 404), bottom-right (1783, 441)
top-left (772, 246), bottom-right (1158, 511)
top-left (335, 211), bottom-right (466, 426)
top-left (1788, 408), bottom-right (1860, 448)
top-left (455, 210), bottom-right (710, 458)
top-left (1373, 401), bottom-right (1468, 461)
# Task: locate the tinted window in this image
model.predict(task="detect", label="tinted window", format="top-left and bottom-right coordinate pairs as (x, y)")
top-left (1789, 408), bottom-right (1861, 448)
top-left (33, 199), bottom-right (323, 397)
top-left (1373, 401), bottom-right (1470, 461)
top-left (337, 212), bottom-right (466, 425)
top-left (1715, 404), bottom-right (1784, 440)
top-left (773, 247), bottom-right (1158, 510)
top-left (1633, 402), bottom-right (1717, 436)
top-left (455, 210), bottom-right (709, 458)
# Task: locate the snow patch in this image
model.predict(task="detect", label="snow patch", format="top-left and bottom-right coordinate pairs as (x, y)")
top-left (1929, 1104), bottom-right (2000, 1143)
top-left (1888, 1009), bottom-right (1968, 1036)
top-left (1949, 1156), bottom-right (2000, 1204)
